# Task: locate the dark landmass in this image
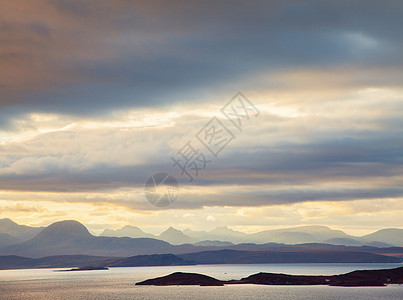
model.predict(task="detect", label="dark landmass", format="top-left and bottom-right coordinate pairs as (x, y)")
top-left (193, 240), bottom-right (234, 247)
top-left (221, 243), bottom-right (403, 260)
top-left (0, 255), bottom-right (115, 270)
top-left (81, 250), bottom-right (400, 270)
top-left (136, 272), bottom-right (224, 286)
top-left (136, 266), bottom-right (403, 287)
top-left (2, 248), bottom-right (400, 270)
top-left (0, 255), bottom-right (32, 270)
top-left (89, 254), bottom-right (194, 268)
top-left (178, 249), bottom-right (401, 264)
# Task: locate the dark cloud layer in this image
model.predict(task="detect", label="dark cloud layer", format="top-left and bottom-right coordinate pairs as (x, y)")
top-left (1, 0), bottom-right (403, 122)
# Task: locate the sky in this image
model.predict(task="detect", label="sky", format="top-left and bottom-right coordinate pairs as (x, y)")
top-left (0, 0), bottom-right (402, 236)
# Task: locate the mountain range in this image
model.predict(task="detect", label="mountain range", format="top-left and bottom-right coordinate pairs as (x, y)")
top-left (0, 219), bottom-right (402, 269)
top-left (0, 220), bottom-right (199, 258)
top-left (1, 218), bottom-right (403, 258)
top-left (101, 222), bottom-right (403, 247)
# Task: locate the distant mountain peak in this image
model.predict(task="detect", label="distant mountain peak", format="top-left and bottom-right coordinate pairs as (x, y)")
top-left (100, 225), bottom-right (155, 239)
top-left (122, 225), bottom-right (141, 230)
top-left (0, 218), bottom-right (42, 241)
top-left (160, 227), bottom-right (183, 236)
top-left (37, 220), bottom-right (92, 240)
top-left (0, 218), bottom-right (15, 224)
top-left (159, 227), bottom-right (196, 245)
top-left (165, 226), bottom-right (179, 232)
top-left (0, 218), bottom-right (19, 228)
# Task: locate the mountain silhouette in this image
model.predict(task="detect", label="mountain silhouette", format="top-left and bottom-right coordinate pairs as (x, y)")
top-left (34, 220), bottom-right (92, 241)
top-left (100, 225), bottom-right (155, 239)
top-left (247, 226), bottom-right (351, 244)
top-left (184, 226), bottom-right (247, 243)
top-left (2, 219), bottom-right (403, 252)
top-left (360, 229), bottom-right (403, 247)
top-left (0, 218), bottom-right (42, 241)
top-left (1, 220), bottom-right (403, 268)
top-left (0, 220), bottom-right (196, 258)
top-left (159, 227), bottom-right (196, 245)
top-left (94, 222), bottom-right (403, 247)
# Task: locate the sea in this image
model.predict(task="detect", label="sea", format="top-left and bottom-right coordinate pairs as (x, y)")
top-left (0, 263), bottom-right (402, 300)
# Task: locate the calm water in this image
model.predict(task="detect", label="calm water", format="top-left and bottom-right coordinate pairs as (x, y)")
top-left (0, 264), bottom-right (402, 300)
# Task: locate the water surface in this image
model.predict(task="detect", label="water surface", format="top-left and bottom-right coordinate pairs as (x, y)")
top-left (1, 264), bottom-right (402, 299)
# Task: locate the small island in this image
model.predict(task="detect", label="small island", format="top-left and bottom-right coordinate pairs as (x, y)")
top-left (136, 266), bottom-right (403, 287)
top-left (137, 272), bottom-right (224, 286)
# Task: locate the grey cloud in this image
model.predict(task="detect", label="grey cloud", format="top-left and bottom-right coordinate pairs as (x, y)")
top-left (1, 0), bottom-right (403, 121)
top-left (173, 187), bottom-right (403, 210)
top-left (1, 120), bottom-right (401, 197)
top-left (83, 186), bottom-right (403, 211)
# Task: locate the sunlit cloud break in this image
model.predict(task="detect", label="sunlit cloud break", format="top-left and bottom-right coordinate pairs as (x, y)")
top-left (0, 0), bottom-right (402, 234)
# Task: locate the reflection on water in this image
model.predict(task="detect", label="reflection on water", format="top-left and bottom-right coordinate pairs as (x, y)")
top-left (0, 264), bottom-right (402, 300)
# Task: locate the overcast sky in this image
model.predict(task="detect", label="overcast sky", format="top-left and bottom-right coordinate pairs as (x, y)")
top-left (0, 0), bottom-right (402, 235)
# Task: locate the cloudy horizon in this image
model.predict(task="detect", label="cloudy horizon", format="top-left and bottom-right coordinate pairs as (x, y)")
top-left (1, 0), bottom-right (402, 236)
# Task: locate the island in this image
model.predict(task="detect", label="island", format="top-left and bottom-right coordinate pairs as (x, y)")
top-left (136, 266), bottom-right (403, 287)
top-left (137, 272), bottom-right (224, 286)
